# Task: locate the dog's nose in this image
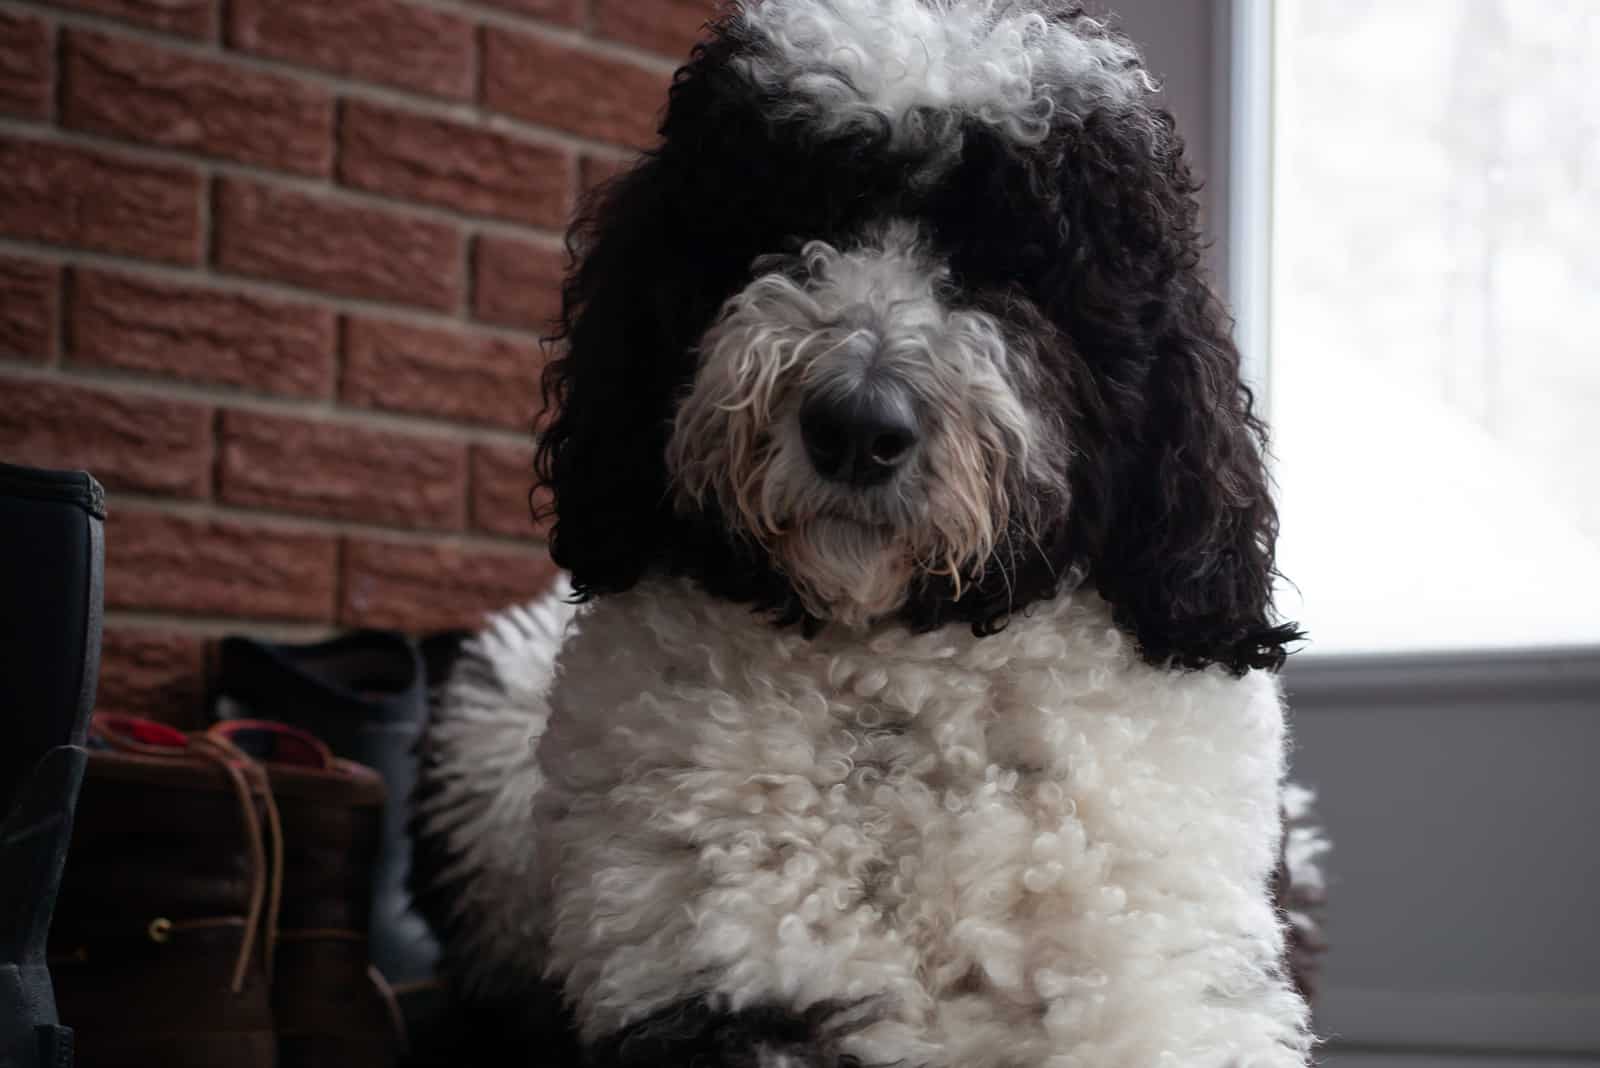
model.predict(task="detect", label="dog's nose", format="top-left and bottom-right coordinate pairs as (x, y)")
top-left (800, 388), bottom-right (919, 486)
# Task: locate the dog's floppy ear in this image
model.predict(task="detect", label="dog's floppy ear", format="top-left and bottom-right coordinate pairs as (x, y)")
top-left (535, 30), bottom-right (767, 599)
top-left (534, 149), bottom-right (683, 597)
top-left (1042, 106), bottom-right (1301, 673)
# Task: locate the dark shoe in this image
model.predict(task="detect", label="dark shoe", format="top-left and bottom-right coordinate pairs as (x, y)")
top-left (417, 631), bottom-right (472, 705)
top-left (211, 720), bottom-right (403, 1068)
top-left (213, 634), bottom-right (442, 1037)
top-left (50, 716), bottom-right (278, 1068)
top-left (0, 462), bottom-right (106, 1068)
top-left (1, 748), bottom-right (85, 1068)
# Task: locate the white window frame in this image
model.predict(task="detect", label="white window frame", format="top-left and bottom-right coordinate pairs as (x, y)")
top-left (1217, 0), bottom-right (1274, 407)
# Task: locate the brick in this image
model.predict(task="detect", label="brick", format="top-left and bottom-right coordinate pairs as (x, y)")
top-left (342, 317), bottom-right (545, 430)
top-left (579, 153), bottom-right (633, 194)
top-left (0, 378), bottom-right (213, 498)
top-left (339, 100), bottom-right (571, 227)
top-left (96, 628), bottom-right (208, 726)
top-left (0, 11), bottom-right (52, 119)
top-left (108, 510), bottom-right (337, 621)
top-left (214, 178), bottom-right (462, 311)
top-left (218, 410), bottom-right (467, 529)
top-left (482, 28), bottom-right (669, 149)
top-left (0, 257), bottom-right (59, 363)
top-left (70, 269), bottom-right (337, 398)
top-left (53, 0), bottom-right (215, 40)
top-left (228, 0), bottom-right (473, 100)
top-left (62, 30), bottom-right (333, 177)
top-left (470, 443), bottom-right (551, 538)
top-left (341, 538), bottom-right (558, 630)
top-left (474, 0), bottom-right (581, 25)
top-left (593, 0), bottom-right (712, 59)
top-left (471, 235), bottom-right (564, 332)
top-left (0, 136), bottom-right (203, 264)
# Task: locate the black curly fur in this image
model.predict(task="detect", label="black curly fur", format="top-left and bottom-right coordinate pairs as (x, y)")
top-left (533, 5), bottom-right (1300, 675)
top-left (587, 997), bottom-right (888, 1068)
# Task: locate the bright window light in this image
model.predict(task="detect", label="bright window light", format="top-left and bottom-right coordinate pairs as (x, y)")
top-left (1269, 0), bottom-right (1600, 654)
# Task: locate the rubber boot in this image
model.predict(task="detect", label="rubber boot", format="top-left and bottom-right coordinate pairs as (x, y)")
top-left (50, 716), bottom-right (278, 1068)
top-left (0, 462), bottom-right (106, 1068)
top-left (212, 634), bottom-right (443, 1043)
top-left (209, 720), bottom-right (403, 1068)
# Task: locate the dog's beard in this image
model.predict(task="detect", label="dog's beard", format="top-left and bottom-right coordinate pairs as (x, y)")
top-left (777, 516), bottom-right (914, 628)
top-left (668, 222), bottom-right (1056, 629)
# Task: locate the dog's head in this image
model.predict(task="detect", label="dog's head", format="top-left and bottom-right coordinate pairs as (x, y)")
top-left (536, 0), bottom-right (1300, 673)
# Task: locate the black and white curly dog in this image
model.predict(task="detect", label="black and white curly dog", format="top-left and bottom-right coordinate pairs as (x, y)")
top-left (418, 1), bottom-right (1324, 1064)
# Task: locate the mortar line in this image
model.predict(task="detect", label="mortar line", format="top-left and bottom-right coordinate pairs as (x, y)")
top-left (105, 611), bottom-right (339, 642)
top-left (0, 234), bottom-right (564, 340)
top-left (0, 358), bottom-right (542, 448)
top-left (106, 493), bottom-right (551, 553)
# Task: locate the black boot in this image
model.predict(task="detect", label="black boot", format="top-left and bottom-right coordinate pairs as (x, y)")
top-left (0, 463), bottom-right (107, 1068)
top-left (211, 633), bottom-right (442, 1042)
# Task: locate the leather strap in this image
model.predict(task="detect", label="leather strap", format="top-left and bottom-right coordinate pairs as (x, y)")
top-left (366, 964), bottom-right (410, 1051)
top-left (187, 734), bottom-right (284, 992)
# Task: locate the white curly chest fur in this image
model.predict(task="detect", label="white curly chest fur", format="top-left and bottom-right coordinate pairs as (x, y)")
top-left (426, 580), bottom-right (1310, 1068)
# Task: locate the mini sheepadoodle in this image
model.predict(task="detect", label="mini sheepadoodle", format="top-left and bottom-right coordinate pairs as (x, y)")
top-left (417, 2), bottom-right (1319, 1064)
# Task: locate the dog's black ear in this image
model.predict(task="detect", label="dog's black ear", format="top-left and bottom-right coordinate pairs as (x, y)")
top-left (535, 29), bottom-right (768, 598)
top-left (1041, 106), bottom-right (1301, 673)
top-left (534, 149), bottom-right (690, 597)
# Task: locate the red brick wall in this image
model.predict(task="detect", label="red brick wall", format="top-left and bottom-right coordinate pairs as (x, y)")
top-left (0, 0), bottom-right (714, 724)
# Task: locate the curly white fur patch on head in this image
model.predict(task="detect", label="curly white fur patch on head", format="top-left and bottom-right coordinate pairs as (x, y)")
top-left (667, 219), bottom-right (1062, 628)
top-left (736, 0), bottom-right (1151, 148)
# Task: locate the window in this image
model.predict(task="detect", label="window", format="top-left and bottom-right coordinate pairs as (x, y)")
top-left (1267, 0), bottom-right (1600, 654)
